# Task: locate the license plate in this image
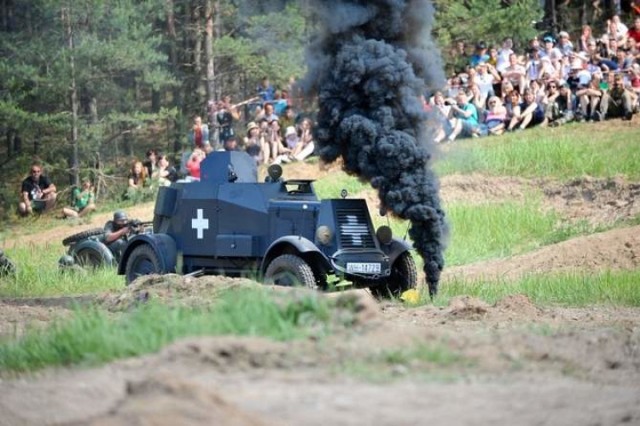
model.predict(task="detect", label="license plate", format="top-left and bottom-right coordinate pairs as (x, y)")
top-left (346, 262), bottom-right (381, 274)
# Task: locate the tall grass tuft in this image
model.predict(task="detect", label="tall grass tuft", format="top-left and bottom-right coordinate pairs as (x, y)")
top-left (440, 269), bottom-right (640, 307)
top-left (0, 288), bottom-right (333, 372)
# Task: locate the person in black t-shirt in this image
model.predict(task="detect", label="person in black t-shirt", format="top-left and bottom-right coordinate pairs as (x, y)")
top-left (18, 162), bottom-right (57, 216)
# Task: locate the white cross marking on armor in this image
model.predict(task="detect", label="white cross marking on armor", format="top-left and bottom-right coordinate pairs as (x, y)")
top-left (191, 209), bottom-right (209, 240)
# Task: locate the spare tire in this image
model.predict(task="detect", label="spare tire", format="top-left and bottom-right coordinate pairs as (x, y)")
top-left (62, 228), bottom-right (105, 247)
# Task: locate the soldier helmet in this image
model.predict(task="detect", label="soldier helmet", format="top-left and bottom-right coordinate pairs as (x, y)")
top-left (58, 254), bottom-right (75, 268)
top-left (113, 210), bottom-right (128, 222)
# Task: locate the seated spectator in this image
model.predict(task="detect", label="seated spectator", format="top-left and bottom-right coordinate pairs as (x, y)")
top-left (600, 73), bottom-right (634, 120)
top-left (507, 88), bottom-right (544, 131)
top-left (500, 80), bottom-right (515, 102)
top-left (447, 91), bottom-right (483, 141)
top-left (468, 82), bottom-right (488, 122)
top-left (557, 31), bottom-right (574, 56)
top-left (576, 73), bottom-right (603, 121)
top-left (474, 62), bottom-right (501, 100)
top-left (292, 118), bottom-right (315, 162)
top-left (547, 82), bottom-right (576, 127)
top-left (483, 96), bottom-right (508, 136)
top-left (244, 121), bottom-right (268, 165)
top-left (143, 149), bottom-right (158, 178)
top-left (628, 17), bottom-right (640, 45)
top-left (279, 106), bottom-right (297, 139)
top-left (262, 102), bottom-right (279, 123)
top-left (504, 90), bottom-right (521, 123)
top-left (257, 76), bottom-right (275, 102)
top-left (469, 41), bottom-right (490, 67)
top-left (431, 91), bottom-right (455, 143)
top-left (529, 79), bottom-right (546, 104)
top-left (223, 136), bottom-right (240, 152)
top-left (186, 148), bottom-right (206, 180)
top-left (501, 53), bottom-right (526, 94)
top-left (155, 154), bottom-right (178, 187)
top-left (266, 118), bottom-right (291, 163)
top-left (62, 178), bottom-right (96, 219)
top-left (124, 160), bottom-right (149, 200)
top-left (579, 24), bottom-right (595, 53)
top-left (18, 162), bottom-right (57, 216)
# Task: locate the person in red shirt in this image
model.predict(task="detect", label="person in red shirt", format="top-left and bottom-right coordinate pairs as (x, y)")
top-left (627, 17), bottom-right (640, 44)
top-left (186, 148), bottom-right (205, 181)
top-left (188, 116), bottom-right (210, 149)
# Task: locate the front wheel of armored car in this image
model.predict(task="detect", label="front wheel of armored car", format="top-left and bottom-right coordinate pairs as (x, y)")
top-left (370, 252), bottom-right (418, 298)
top-left (264, 254), bottom-right (317, 289)
top-left (125, 244), bottom-right (161, 285)
top-left (62, 228), bottom-right (105, 246)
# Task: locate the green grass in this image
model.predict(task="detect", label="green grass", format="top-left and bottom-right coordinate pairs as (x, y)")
top-left (0, 287), bottom-right (333, 372)
top-left (435, 124), bottom-right (640, 180)
top-left (0, 245), bottom-right (124, 297)
top-left (313, 171), bottom-right (370, 199)
top-left (437, 269), bottom-right (640, 307)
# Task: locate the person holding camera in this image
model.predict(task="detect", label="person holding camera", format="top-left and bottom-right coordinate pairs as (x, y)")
top-left (18, 162), bottom-right (57, 217)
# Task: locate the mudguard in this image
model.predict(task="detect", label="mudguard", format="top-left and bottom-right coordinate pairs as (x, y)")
top-left (380, 238), bottom-right (414, 265)
top-left (260, 236), bottom-right (331, 274)
top-left (117, 233), bottom-right (178, 275)
top-left (70, 239), bottom-right (115, 267)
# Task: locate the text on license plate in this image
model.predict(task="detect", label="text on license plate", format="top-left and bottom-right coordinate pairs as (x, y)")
top-left (346, 262), bottom-right (381, 274)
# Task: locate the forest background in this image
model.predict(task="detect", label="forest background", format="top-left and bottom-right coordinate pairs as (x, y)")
top-left (0, 0), bottom-right (629, 221)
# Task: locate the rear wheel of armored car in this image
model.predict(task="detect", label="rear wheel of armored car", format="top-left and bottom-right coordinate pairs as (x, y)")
top-left (74, 244), bottom-right (113, 269)
top-left (62, 228), bottom-right (105, 246)
top-left (125, 245), bottom-right (161, 285)
top-left (264, 254), bottom-right (317, 289)
top-left (370, 252), bottom-right (417, 298)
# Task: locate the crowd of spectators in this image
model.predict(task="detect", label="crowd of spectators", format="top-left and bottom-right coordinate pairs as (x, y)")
top-left (433, 15), bottom-right (640, 143)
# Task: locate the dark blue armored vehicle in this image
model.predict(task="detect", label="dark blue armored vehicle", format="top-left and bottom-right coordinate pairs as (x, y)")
top-left (117, 151), bottom-right (417, 296)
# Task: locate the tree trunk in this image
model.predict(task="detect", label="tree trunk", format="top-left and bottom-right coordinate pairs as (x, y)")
top-left (205, 0), bottom-right (215, 103)
top-left (165, 0), bottom-right (183, 150)
top-left (63, 5), bottom-right (80, 186)
top-left (193, 1), bottom-right (206, 108)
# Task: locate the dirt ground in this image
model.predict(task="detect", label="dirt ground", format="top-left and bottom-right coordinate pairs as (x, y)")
top-left (0, 167), bottom-right (639, 425)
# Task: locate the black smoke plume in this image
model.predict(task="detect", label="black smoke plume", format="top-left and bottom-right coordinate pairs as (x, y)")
top-left (299, 0), bottom-right (448, 296)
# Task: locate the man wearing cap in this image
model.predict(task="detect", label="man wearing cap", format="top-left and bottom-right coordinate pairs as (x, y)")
top-left (541, 35), bottom-right (562, 60)
top-left (470, 41), bottom-right (489, 67)
top-left (103, 210), bottom-right (133, 262)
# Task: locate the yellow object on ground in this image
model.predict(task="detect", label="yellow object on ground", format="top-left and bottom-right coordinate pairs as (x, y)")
top-left (400, 288), bottom-right (420, 305)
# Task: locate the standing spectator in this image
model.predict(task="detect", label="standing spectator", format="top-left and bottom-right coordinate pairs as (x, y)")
top-left (257, 76), bottom-right (275, 102)
top-left (273, 91), bottom-right (288, 116)
top-left (18, 162), bottom-right (57, 216)
top-left (507, 88), bottom-right (544, 131)
top-left (124, 160), bottom-right (149, 200)
top-left (62, 178), bottom-right (96, 219)
top-left (216, 96), bottom-right (240, 146)
top-left (188, 115), bottom-right (210, 149)
top-left (600, 73), bottom-right (634, 120)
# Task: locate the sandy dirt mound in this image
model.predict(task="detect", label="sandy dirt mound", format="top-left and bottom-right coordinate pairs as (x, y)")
top-left (444, 224), bottom-right (640, 282)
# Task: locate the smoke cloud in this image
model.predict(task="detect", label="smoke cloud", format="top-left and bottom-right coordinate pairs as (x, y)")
top-left (299, 0), bottom-right (448, 295)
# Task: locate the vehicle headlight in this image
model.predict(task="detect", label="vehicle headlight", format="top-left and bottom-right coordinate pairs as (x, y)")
top-left (316, 225), bottom-right (333, 245)
top-left (376, 225), bottom-right (393, 245)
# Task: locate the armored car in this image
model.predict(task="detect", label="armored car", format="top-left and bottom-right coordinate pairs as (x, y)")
top-left (117, 151), bottom-right (417, 296)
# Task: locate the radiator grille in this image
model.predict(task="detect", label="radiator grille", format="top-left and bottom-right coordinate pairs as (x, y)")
top-left (336, 208), bottom-right (375, 248)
